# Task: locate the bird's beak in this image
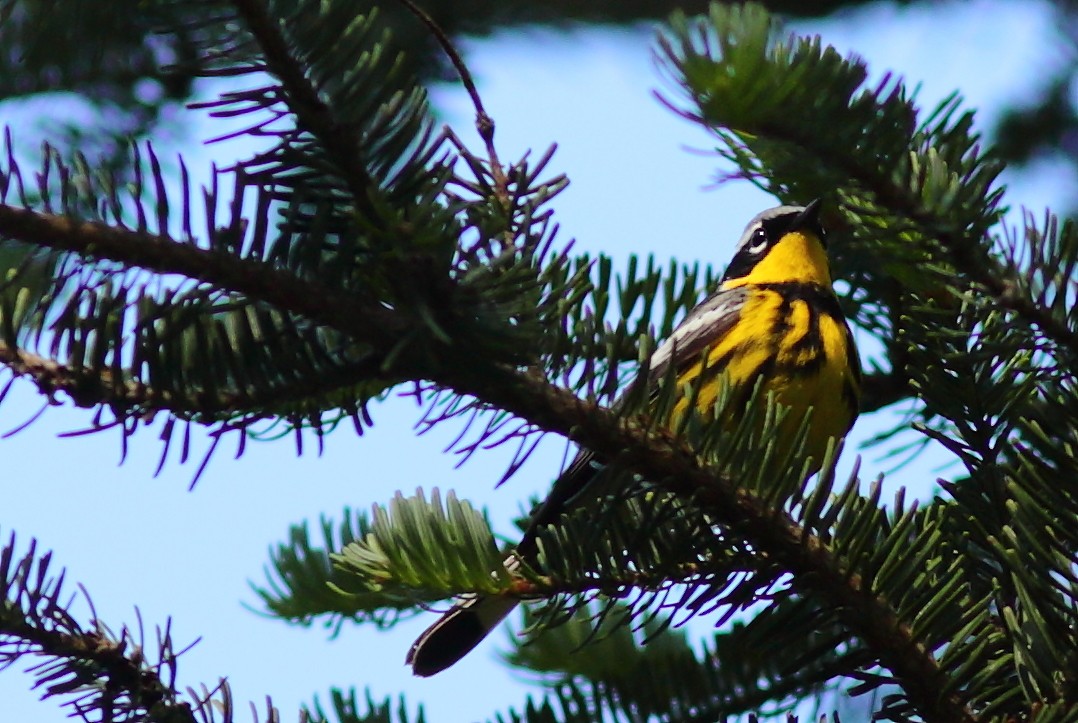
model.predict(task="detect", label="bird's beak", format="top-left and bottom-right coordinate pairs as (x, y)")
top-left (790, 198), bottom-right (823, 232)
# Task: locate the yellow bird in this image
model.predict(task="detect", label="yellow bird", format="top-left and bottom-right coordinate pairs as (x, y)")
top-left (407, 199), bottom-right (861, 676)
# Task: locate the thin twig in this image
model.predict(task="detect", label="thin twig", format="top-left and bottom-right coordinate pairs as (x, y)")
top-left (393, 0), bottom-right (511, 208)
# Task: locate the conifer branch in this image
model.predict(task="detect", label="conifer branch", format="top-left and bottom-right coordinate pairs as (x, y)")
top-left (0, 342), bottom-right (90, 404)
top-left (0, 338), bottom-right (386, 416)
top-left (0, 618), bottom-right (197, 723)
top-left (0, 534), bottom-right (198, 722)
top-left (229, 0), bottom-right (381, 218)
top-left (938, 232), bottom-right (1078, 359)
top-left (0, 205), bottom-right (408, 351)
top-left (441, 365), bottom-right (975, 723)
top-left (0, 201), bottom-right (973, 721)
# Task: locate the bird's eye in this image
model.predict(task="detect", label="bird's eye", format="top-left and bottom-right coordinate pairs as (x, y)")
top-left (747, 227), bottom-right (769, 254)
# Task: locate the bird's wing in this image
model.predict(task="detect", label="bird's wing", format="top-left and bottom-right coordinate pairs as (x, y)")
top-left (646, 285), bottom-right (748, 383)
top-left (517, 286), bottom-right (748, 554)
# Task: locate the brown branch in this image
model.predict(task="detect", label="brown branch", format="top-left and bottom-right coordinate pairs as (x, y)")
top-left (494, 560), bottom-right (742, 600)
top-left (0, 205), bottom-right (408, 349)
top-left (0, 205), bottom-right (420, 420)
top-left (0, 343), bottom-right (89, 404)
top-left (0, 338), bottom-right (389, 419)
top-left (440, 364), bottom-right (975, 723)
top-left (392, 0), bottom-right (511, 208)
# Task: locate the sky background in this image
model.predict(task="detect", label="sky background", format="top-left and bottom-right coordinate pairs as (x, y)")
top-left (1, 1), bottom-right (1075, 721)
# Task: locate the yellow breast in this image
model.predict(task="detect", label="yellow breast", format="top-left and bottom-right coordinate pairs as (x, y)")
top-left (671, 284), bottom-right (859, 472)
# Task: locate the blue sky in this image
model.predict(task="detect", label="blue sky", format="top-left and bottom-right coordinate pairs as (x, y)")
top-left (0, 1), bottom-right (1073, 721)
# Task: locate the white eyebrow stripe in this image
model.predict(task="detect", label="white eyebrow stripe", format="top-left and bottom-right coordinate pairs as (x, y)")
top-left (733, 205), bottom-right (806, 252)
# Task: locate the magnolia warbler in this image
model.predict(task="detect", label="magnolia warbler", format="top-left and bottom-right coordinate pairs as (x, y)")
top-left (407, 200), bottom-right (862, 676)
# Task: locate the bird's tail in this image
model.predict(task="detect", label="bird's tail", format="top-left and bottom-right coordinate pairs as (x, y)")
top-left (406, 593), bottom-right (519, 676)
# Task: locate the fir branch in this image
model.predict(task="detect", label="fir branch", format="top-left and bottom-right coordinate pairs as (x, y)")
top-left (307, 689), bottom-right (423, 723)
top-left (1, 618), bottom-right (195, 723)
top-left (0, 533), bottom-right (197, 722)
top-left (942, 233), bottom-right (1078, 361)
top-left (0, 531), bottom-right (313, 722)
top-left (229, 0), bottom-right (379, 217)
top-left (260, 511), bottom-right (423, 630)
top-left (508, 601), bottom-right (864, 723)
top-left (440, 364), bottom-right (974, 723)
top-left (0, 337), bottom-right (387, 416)
top-left (503, 560), bottom-right (743, 602)
top-left (0, 205), bottom-right (407, 352)
top-left (0, 341), bottom-right (95, 405)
